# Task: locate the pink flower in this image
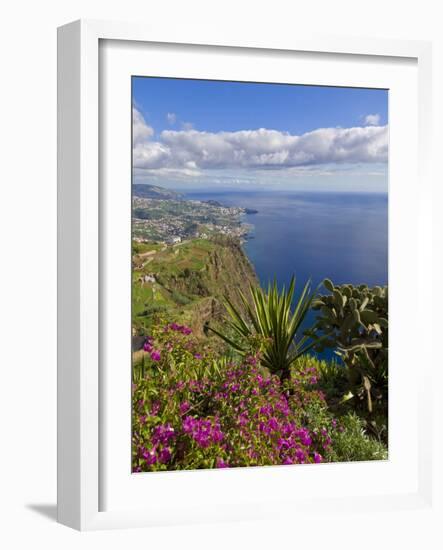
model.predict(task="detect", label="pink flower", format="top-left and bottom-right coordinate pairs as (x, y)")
top-left (152, 423), bottom-right (175, 445)
top-left (159, 447), bottom-right (172, 463)
top-left (143, 336), bottom-right (154, 352)
top-left (150, 350), bottom-right (161, 361)
top-left (268, 417), bottom-right (279, 431)
top-left (313, 452), bottom-right (322, 464)
top-left (216, 458), bottom-right (229, 468)
top-left (183, 416), bottom-right (224, 448)
top-left (141, 447), bottom-right (157, 465)
top-left (295, 449), bottom-right (306, 463)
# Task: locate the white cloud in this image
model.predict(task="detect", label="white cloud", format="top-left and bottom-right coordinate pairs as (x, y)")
top-left (364, 113), bottom-right (381, 126)
top-left (181, 121), bottom-right (194, 131)
top-left (166, 112), bottom-right (176, 125)
top-left (133, 123), bottom-right (388, 174)
top-left (132, 108), bottom-right (154, 144)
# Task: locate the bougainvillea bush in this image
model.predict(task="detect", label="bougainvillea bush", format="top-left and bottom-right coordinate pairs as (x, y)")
top-left (132, 321), bottom-right (387, 472)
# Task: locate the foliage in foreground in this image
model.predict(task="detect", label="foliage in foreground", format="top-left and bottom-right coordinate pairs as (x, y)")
top-left (208, 277), bottom-right (317, 381)
top-left (132, 322), bottom-right (387, 472)
top-left (309, 279), bottom-right (388, 439)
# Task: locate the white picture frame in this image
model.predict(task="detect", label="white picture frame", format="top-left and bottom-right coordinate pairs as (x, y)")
top-left (57, 19), bottom-right (434, 531)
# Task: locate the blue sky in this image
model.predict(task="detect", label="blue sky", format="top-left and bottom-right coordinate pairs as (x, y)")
top-left (132, 77), bottom-right (388, 192)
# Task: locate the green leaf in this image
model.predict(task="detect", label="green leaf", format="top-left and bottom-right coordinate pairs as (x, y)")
top-left (206, 325), bottom-right (245, 353)
top-left (352, 309), bottom-right (361, 325)
top-left (210, 275), bottom-right (317, 379)
top-left (342, 286), bottom-right (352, 298)
top-left (333, 289), bottom-right (344, 309)
top-left (360, 309), bottom-right (379, 324)
top-left (323, 278), bottom-right (334, 292)
top-left (341, 391), bottom-right (355, 403)
top-left (372, 323), bottom-right (382, 335)
top-left (341, 313), bottom-right (356, 335)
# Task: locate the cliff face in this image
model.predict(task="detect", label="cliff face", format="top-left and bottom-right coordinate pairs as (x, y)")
top-left (132, 237), bottom-right (258, 339)
top-left (187, 238), bottom-right (258, 334)
top-left (204, 238), bottom-right (257, 314)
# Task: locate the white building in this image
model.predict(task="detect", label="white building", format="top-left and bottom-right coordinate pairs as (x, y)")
top-left (168, 236), bottom-right (181, 244)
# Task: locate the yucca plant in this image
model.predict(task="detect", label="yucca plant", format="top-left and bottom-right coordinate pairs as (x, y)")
top-left (209, 276), bottom-right (317, 380)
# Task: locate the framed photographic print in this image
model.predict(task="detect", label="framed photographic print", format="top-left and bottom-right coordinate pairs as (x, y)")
top-left (57, 20), bottom-right (434, 531)
top-left (130, 76), bottom-right (390, 474)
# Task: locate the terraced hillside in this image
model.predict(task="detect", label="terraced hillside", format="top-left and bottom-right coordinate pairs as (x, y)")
top-left (132, 236), bottom-right (258, 345)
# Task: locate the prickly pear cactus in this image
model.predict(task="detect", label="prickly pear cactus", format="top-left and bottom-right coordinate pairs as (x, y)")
top-left (308, 279), bottom-right (388, 423)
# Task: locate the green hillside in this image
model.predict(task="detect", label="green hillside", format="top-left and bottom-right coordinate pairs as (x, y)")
top-left (132, 236), bottom-right (258, 343)
top-left (133, 183), bottom-right (184, 200)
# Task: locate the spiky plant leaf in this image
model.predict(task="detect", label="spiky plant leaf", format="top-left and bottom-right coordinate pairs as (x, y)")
top-left (210, 276), bottom-right (318, 379)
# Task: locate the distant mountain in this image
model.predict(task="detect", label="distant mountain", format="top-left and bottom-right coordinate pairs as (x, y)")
top-left (133, 184), bottom-right (184, 200)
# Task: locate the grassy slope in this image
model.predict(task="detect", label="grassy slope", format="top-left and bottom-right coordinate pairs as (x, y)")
top-left (132, 237), bottom-right (258, 338)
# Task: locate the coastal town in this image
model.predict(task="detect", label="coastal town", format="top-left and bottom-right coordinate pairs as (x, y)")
top-left (132, 194), bottom-right (255, 244)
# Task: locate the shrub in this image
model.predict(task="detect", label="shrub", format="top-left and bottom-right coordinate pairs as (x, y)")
top-left (328, 412), bottom-right (388, 462)
top-left (309, 279), bottom-right (388, 433)
top-left (132, 322), bottom-right (387, 472)
top-left (171, 290), bottom-right (191, 305)
top-left (315, 358), bottom-right (348, 402)
top-left (209, 276), bottom-right (317, 381)
top-left (289, 357), bottom-right (387, 462)
top-left (138, 304), bottom-right (168, 316)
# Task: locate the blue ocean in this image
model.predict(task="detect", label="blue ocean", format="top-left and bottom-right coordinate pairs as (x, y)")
top-left (187, 190), bottom-right (388, 290)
